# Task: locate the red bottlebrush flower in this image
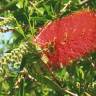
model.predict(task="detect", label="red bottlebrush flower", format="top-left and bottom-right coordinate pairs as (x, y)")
top-left (36, 10), bottom-right (96, 68)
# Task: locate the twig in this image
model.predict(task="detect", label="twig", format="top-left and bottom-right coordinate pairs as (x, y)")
top-left (64, 89), bottom-right (78, 96)
top-left (0, 28), bottom-right (15, 33)
top-left (78, 0), bottom-right (89, 5)
top-left (60, 0), bottom-right (72, 13)
top-left (84, 92), bottom-right (91, 96)
top-left (20, 68), bottom-right (37, 82)
top-left (42, 62), bottom-right (78, 96)
top-left (41, 52), bottom-right (78, 96)
top-left (29, 0), bottom-right (45, 15)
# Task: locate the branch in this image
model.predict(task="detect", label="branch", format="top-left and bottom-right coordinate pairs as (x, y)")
top-left (60, 0), bottom-right (72, 13)
top-left (0, 27), bottom-right (15, 33)
top-left (64, 89), bottom-right (78, 96)
top-left (78, 0), bottom-right (89, 5)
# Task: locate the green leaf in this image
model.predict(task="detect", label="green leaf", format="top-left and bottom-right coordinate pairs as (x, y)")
top-left (16, 0), bottom-right (24, 9)
top-left (14, 18), bottom-right (25, 37)
top-left (35, 75), bottom-right (64, 95)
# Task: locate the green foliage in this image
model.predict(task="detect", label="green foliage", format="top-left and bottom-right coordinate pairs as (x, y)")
top-left (0, 0), bottom-right (96, 96)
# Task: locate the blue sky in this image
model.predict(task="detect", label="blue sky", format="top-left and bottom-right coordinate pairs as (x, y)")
top-left (0, 32), bottom-right (12, 48)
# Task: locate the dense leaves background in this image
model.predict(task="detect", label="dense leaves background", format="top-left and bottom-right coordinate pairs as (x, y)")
top-left (0, 0), bottom-right (96, 96)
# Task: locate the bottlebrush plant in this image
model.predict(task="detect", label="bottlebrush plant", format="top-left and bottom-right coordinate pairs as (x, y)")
top-left (36, 10), bottom-right (96, 68)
